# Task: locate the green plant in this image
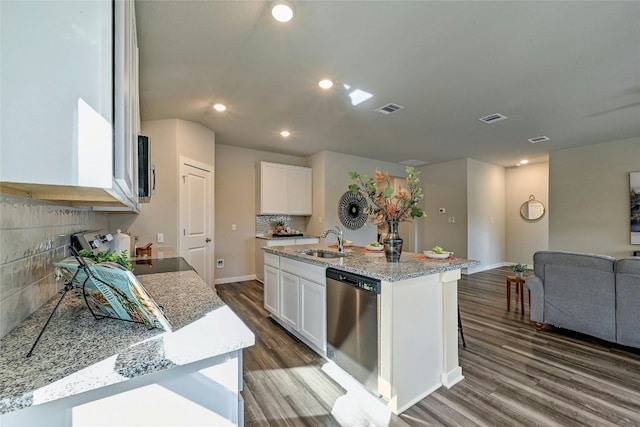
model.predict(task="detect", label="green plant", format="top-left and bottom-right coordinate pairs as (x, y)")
top-left (348, 166), bottom-right (425, 224)
top-left (511, 262), bottom-right (527, 273)
top-left (78, 249), bottom-right (134, 271)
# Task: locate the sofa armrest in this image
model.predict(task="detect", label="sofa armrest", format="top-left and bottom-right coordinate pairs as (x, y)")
top-left (525, 276), bottom-right (544, 323)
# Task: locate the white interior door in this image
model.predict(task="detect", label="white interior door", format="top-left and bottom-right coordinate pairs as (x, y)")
top-left (179, 158), bottom-right (213, 285)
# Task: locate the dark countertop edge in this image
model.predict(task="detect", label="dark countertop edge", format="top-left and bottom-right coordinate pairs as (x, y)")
top-left (263, 245), bottom-right (480, 282)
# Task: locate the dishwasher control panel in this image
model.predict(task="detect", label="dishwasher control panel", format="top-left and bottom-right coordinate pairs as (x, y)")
top-left (326, 268), bottom-right (381, 294)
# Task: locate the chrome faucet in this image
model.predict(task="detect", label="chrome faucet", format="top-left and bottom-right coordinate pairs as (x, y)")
top-left (322, 226), bottom-right (344, 253)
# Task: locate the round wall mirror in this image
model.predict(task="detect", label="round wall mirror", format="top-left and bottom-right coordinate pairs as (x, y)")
top-left (520, 195), bottom-right (545, 220)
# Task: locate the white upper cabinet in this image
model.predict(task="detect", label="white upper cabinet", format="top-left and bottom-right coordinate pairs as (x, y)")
top-left (287, 166), bottom-right (313, 215)
top-left (256, 162), bottom-right (312, 215)
top-left (113, 0), bottom-right (140, 202)
top-left (0, 0), bottom-right (139, 210)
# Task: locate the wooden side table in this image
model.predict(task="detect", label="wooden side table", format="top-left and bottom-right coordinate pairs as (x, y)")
top-left (506, 275), bottom-right (529, 313)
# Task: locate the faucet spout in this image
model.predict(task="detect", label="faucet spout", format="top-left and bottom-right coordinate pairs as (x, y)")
top-left (321, 226), bottom-right (344, 253)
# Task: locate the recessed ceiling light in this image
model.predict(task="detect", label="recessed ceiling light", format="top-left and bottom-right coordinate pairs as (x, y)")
top-left (271, 1), bottom-right (294, 23)
top-left (520, 159), bottom-right (529, 164)
top-left (318, 79), bottom-right (333, 89)
top-left (280, 130), bottom-right (290, 137)
top-left (212, 103), bottom-right (227, 112)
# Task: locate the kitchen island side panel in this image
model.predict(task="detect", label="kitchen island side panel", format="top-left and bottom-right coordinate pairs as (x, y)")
top-left (380, 274), bottom-right (445, 414)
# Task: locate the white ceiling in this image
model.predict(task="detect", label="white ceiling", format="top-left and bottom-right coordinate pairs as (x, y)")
top-left (135, 1), bottom-right (640, 167)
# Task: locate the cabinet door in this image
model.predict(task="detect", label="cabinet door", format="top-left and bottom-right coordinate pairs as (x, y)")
top-left (259, 162), bottom-right (288, 214)
top-left (288, 166), bottom-right (313, 215)
top-left (114, 0), bottom-right (139, 199)
top-left (279, 271), bottom-right (300, 330)
top-left (300, 278), bottom-right (326, 354)
top-left (263, 265), bottom-right (280, 315)
top-left (1, 1), bottom-right (112, 186)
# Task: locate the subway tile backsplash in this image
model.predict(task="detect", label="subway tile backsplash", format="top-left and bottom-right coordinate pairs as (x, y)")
top-left (0, 194), bottom-right (108, 338)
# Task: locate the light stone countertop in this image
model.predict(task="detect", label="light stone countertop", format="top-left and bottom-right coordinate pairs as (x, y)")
top-left (256, 234), bottom-right (321, 240)
top-left (0, 269), bottom-right (255, 415)
top-left (263, 244), bottom-right (480, 282)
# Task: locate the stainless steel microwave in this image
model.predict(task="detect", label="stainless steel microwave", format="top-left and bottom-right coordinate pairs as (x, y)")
top-left (138, 135), bottom-right (155, 203)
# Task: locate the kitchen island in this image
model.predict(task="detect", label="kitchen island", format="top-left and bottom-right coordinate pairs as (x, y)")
top-left (262, 244), bottom-right (479, 414)
top-left (0, 260), bottom-right (254, 426)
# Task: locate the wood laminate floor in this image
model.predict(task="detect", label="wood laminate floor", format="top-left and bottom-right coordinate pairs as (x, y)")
top-left (216, 267), bottom-right (640, 427)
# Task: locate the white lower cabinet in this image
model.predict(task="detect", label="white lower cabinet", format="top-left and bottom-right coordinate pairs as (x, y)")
top-left (263, 253), bottom-right (280, 315)
top-left (299, 278), bottom-right (326, 353)
top-left (279, 271), bottom-right (300, 330)
top-left (265, 255), bottom-right (326, 356)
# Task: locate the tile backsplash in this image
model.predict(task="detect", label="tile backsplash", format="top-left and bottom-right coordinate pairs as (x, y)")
top-left (255, 215), bottom-right (309, 236)
top-left (0, 194), bottom-right (108, 338)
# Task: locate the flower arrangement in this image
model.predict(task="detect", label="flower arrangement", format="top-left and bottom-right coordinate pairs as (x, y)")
top-left (511, 263), bottom-right (528, 274)
top-left (348, 166), bottom-right (426, 224)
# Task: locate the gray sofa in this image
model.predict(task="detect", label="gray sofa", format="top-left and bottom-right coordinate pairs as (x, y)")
top-left (526, 251), bottom-right (640, 348)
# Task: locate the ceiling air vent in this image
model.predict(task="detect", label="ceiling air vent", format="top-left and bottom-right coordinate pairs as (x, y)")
top-left (375, 103), bottom-right (405, 115)
top-left (528, 136), bottom-right (551, 144)
top-left (478, 113), bottom-right (507, 124)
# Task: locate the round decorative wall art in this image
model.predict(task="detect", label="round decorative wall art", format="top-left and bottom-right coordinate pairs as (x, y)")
top-left (338, 191), bottom-right (368, 230)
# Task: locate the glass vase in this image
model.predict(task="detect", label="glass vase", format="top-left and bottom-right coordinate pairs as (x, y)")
top-left (383, 220), bottom-right (403, 262)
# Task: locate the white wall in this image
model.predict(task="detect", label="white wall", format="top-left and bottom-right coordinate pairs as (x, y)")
top-left (214, 144), bottom-right (308, 283)
top-left (111, 119), bottom-right (179, 249)
top-left (467, 159), bottom-right (506, 271)
top-left (111, 119), bottom-right (215, 263)
top-left (420, 159), bottom-right (468, 257)
top-left (549, 137), bottom-right (640, 258)
top-left (505, 162), bottom-right (549, 265)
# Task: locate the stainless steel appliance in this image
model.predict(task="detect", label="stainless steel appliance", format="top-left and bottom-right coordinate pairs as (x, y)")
top-left (326, 268), bottom-right (381, 394)
top-left (71, 230), bottom-right (113, 254)
top-left (138, 135), bottom-right (156, 203)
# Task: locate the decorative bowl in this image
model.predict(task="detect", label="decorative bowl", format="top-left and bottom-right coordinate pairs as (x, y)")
top-left (366, 244), bottom-right (384, 251)
top-left (424, 250), bottom-right (453, 259)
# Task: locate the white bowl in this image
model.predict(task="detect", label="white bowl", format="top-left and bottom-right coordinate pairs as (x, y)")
top-left (424, 250), bottom-right (453, 259)
top-left (366, 244), bottom-right (384, 251)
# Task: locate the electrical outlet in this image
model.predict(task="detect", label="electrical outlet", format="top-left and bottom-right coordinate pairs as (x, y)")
top-left (216, 259), bottom-right (224, 268)
top-left (157, 233), bottom-right (164, 243)
top-left (232, 224), bottom-right (237, 231)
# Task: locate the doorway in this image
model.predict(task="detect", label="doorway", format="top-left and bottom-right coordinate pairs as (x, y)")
top-left (179, 156), bottom-right (214, 285)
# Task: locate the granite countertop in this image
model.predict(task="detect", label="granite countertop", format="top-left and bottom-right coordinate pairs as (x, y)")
top-left (0, 269), bottom-right (255, 415)
top-left (263, 244), bottom-right (480, 282)
top-left (256, 234), bottom-right (321, 240)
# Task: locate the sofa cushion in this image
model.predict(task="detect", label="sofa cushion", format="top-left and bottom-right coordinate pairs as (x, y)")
top-left (534, 251), bottom-right (616, 285)
top-left (615, 258), bottom-right (640, 347)
top-left (544, 263), bottom-right (616, 342)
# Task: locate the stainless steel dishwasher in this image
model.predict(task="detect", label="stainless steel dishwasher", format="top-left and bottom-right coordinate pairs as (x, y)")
top-left (326, 268), bottom-right (381, 394)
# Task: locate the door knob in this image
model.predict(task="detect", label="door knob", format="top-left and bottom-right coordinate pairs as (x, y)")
top-left (205, 238), bottom-right (212, 243)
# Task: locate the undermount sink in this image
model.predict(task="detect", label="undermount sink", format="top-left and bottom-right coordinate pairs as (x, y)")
top-left (297, 249), bottom-right (347, 259)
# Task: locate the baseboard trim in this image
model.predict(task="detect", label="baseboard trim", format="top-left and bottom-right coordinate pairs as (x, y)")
top-left (465, 262), bottom-right (509, 275)
top-left (214, 274), bottom-right (256, 285)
